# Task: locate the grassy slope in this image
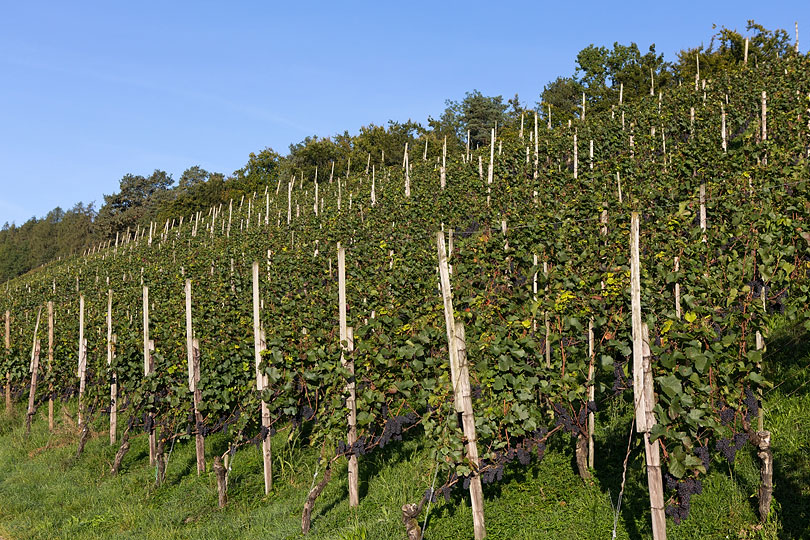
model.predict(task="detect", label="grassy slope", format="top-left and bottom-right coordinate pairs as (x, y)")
top-left (0, 322), bottom-right (806, 540)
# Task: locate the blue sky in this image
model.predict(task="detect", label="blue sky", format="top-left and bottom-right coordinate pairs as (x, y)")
top-left (1, 1), bottom-right (807, 226)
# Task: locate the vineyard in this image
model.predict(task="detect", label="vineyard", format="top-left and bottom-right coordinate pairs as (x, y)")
top-left (2, 50), bottom-right (810, 540)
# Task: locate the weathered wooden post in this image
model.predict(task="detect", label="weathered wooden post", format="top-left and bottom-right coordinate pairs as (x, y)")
top-left (26, 338), bottom-right (41, 433)
top-left (143, 286), bottom-right (156, 465)
top-left (252, 263), bottom-right (272, 493)
top-left (48, 301), bottom-right (54, 431)
top-left (404, 143), bottom-right (411, 197)
top-left (4, 310), bottom-right (10, 414)
top-left (107, 290), bottom-right (116, 444)
top-left (437, 231), bottom-right (486, 539)
top-left (338, 245), bottom-right (359, 507)
top-left (77, 295), bottom-right (87, 427)
top-left (185, 279), bottom-right (205, 473)
top-left (630, 213), bottom-right (666, 540)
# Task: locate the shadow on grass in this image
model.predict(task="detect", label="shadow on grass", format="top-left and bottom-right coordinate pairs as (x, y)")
top-left (763, 322), bottom-right (810, 539)
top-left (590, 401), bottom-right (648, 540)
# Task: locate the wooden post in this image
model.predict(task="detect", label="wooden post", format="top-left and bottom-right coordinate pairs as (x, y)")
top-left (488, 128), bottom-right (495, 186)
top-left (573, 132), bottom-right (578, 180)
top-left (185, 279), bottom-right (206, 473)
top-left (287, 180), bottom-right (293, 225)
top-left (532, 254), bottom-right (538, 334)
top-left (698, 182), bottom-right (707, 244)
top-left (227, 199), bottom-right (233, 237)
top-left (631, 213), bottom-right (666, 540)
top-left (533, 111), bottom-right (539, 179)
top-left (587, 318), bottom-right (595, 469)
top-left (631, 213), bottom-right (648, 429)
top-left (756, 329), bottom-right (764, 431)
top-left (78, 295), bottom-right (86, 427)
top-left (252, 263), bottom-right (272, 493)
top-left (440, 136), bottom-right (447, 189)
top-left (761, 91), bottom-right (767, 165)
top-left (107, 290), bottom-right (116, 444)
top-left (143, 286), bottom-right (156, 466)
top-left (192, 338), bottom-right (205, 474)
top-left (796, 21), bottom-right (800, 53)
top-left (4, 310), bottom-right (10, 414)
top-left (437, 231), bottom-right (485, 539)
top-left (544, 261), bottom-right (551, 368)
top-left (404, 143), bottom-right (411, 197)
top-left (674, 257), bottom-right (681, 320)
top-left (338, 246), bottom-right (359, 507)
top-left (371, 166), bottom-right (376, 207)
top-left (721, 105), bottom-right (727, 152)
top-left (744, 38), bottom-right (749, 64)
top-left (48, 301), bottom-right (54, 431)
top-left (26, 339), bottom-right (40, 433)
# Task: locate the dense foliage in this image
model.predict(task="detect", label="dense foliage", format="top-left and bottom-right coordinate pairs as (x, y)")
top-left (1, 22), bottom-right (808, 534)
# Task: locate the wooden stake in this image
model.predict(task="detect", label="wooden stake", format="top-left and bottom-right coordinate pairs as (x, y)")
top-left (440, 136), bottom-right (447, 189)
top-left (107, 290), bottom-right (116, 444)
top-left (48, 301), bottom-right (54, 431)
top-left (437, 232), bottom-right (485, 540)
top-left (674, 257), bottom-right (681, 320)
top-left (185, 279), bottom-right (205, 473)
top-left (78, 295), bottom-right (86, 427)
top-left (587, 318), bottom-right (595, 468)
top-left (338, 246), bottom-right (358, 507)
top-left (252, 263), bottom-right (272, 493)
top-left (796, 21), bottom-right (800, 53)
top-left (5, 310), bottom-right (11, 414)
top-left (631, 213), bottom-right (666, 540)
top-left (699, 183), bottom-right (706, 239)
top-left (404, 143), bottom-right (411, 197)
top-left (532, 254), bottom-right (538, 334)
top-left (143, 286), bottom-right (156, 466)
top-left (544, 261), bottom-right (551, 368)
top-left (761, 91), bottom-right (767, 165)
top-left (26, 338), bottom-right (40, 433)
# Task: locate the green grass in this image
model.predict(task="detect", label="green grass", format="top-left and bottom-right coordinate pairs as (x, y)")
top-left (0, 322), bottom-right (807, 540)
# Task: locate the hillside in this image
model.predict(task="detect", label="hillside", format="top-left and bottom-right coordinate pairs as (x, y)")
top-left (1, 39), bottom-right (809, 539)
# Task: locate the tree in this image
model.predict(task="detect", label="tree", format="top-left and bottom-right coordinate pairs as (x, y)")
top-left (231, 148), bottom-right (281, 193)
top-left (675, 21), bottom-right (791, 83)
top-left (539, 77), bottom-right (583, 126)
top-left (439, 91), bottom-right (508, 148)
top-left (95, 170), bottom-right (174, 238)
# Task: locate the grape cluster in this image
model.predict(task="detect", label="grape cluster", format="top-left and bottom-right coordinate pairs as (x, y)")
top-left (665, 477), bottom-right (703, 524)
top-left (716, 432), bottom-right (749, 464)
top-left (552, 402), bottom-right (585, 436)
top-left (743, 387), bottom-right (759, 424)
top-left (336, 436), bottom-right (369, 457)
top-left (377, 412), bottom-right (418, 448)
top-left (143, 412), bottom-right (154, 433)
top-left (479, 428), bottom-right (547, 486)
top-left (694, 446), bottom-right (710, 472)
top-left (612, 359), bottom-right (631, 395)
top-left (719, 405), bottom-right (735, 426)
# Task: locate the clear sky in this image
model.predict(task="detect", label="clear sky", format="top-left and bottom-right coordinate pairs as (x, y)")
top-left (1, 1), bottom-right (807, 226)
